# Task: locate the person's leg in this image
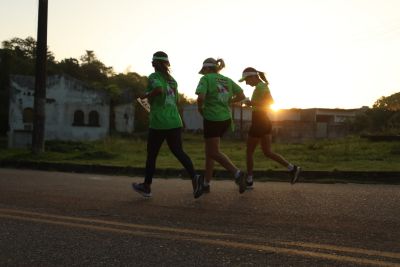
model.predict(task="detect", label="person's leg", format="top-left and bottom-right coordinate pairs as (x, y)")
top-left (133, 129), bottom-right (165, 197)
top-left (144, 129), bottom-right (166, 185)
top-left (203, 119), bottom-right (245, 193)
top-left (260, 134), bottom-right (290, 167)
top-left (260, 134), bottom-right (301, 184)
top-left (166, 128), bottom-right (204, 198)
top-left (246, 136), bottom-right (259, 178)
top-left (202, 156), bottom-right (214, 193)
top-left (204, 156), bottom-right (214, 184)
top-left (165, 128), bottom-right (196, 179)
top-left (205, 137), bottom-right (239, 174)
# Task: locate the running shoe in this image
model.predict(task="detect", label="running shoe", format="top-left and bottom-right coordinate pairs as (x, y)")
top-left (132, 183), bottom-right (152, 198)
top-left (246, 180), bottom-right (254, 189)
top-left (192, 174), bottom-right (204, 199)
top-left (235, 171), bottom-right (246, 194)
top-left (203, 184), bottom-right (210, 193)
top-left (290, 165), bottom-right (301, 184)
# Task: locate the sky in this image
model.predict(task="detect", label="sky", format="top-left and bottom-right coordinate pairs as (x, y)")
top-left (1, 0), bottom-right (400, 109)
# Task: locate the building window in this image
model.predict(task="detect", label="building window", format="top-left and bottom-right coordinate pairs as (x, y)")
top-left (23, 108), bottom-right (34, 123)
top-left (73, 110), bottom-right (84, 126)
top-left (88, 110), bottom-right (100, 126)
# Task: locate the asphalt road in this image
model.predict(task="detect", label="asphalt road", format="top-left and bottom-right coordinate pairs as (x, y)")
top-left (0, 168), bottom-right (399, 266)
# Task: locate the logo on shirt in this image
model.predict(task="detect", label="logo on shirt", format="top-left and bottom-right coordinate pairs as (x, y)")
top-left (165, 83), bottom-right (176, 106)
top-left (216, 81), bottom-right (230, 103)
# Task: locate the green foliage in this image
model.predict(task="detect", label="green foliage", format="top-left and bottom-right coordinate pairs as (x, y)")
top-left (2, 36), bottom-right (55, 62)
top-left (350, 92), bottom-right (400, 134)
top-left (387, 112), bottom-right (400, 130)
top-left (57, 58), bottom-right (84, 80)
top-left (45, 140), bottom-right (94, 153)
top-left (365, 108), bottom-right (395, 132)
top-left (373, 92), bottom-right (400, 111)
top-left (110, 72), bottom-right (147, 91)
top-left (390, 144), bottom-right (400, 155)
top-left (72, 150), bottom-right (117, 160)
top-left (105, 84), bottom-right (122, 101)
top-left (178, 93), bottom-right (195, 105)
top-left (306, 143), bottom-right (324, 150)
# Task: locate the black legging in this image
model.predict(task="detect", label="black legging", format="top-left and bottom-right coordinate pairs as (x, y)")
top-left (145, 127), bottom-right (196, 184)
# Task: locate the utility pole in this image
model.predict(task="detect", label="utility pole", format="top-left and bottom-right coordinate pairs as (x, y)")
top-left (32, 0), bottom-right (48, 154)
top-left (240, 103), bottom-right (243, 140)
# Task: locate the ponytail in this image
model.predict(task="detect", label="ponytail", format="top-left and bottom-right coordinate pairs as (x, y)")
top-left (257, 70), bottom-right (269, 85)
top-left (216, 58), bottom-right (225, 72)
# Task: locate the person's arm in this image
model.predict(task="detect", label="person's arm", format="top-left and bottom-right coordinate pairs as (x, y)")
top-left (197, 93), bottom-right (205, 116)
top-left (231, 91), bottom-right (246, 103)
top-left (249, 91), bottom-right (274, 108)
top-left (140, 87), bottom-right (162, 99)
top-left (230, 80), bottom-right (246, 103)
top-left (195, 76), bottom-right (207, 116)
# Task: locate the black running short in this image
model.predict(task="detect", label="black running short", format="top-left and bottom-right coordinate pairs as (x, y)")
top-left (248, 111), bottom-right (272, 138)
top-left (203, 118), bottom-right (231, 139)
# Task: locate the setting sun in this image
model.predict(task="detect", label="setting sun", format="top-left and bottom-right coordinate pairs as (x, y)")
top-left (1, 1), bottom-right (399, 109)
top-left (270, 104), bottom-right (281, 112)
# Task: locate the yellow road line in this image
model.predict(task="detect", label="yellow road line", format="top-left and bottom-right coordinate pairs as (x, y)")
top-left (1, 211), bottom-right (400, 267)
top-left (0, 208), bottom-right (231, 238)
top-left (280, 241), bottom-right (400, 260)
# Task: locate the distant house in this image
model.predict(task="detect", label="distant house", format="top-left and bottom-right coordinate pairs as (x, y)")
top-left (8, 75), bottom-right (110, 148)
top-left (270, 108), bottom-right (361, 142)
top-left (182, 104), bottom-right (362, 142)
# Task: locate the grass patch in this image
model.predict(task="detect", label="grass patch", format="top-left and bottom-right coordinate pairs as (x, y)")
top-left (0, 134), bottom-right (399, 171)
top-left (0, 136), bottom-right (7, 149)
top-left (71, 150), bottom-right (117, 160)
top-left (46, 140), bottom-right (94, 153)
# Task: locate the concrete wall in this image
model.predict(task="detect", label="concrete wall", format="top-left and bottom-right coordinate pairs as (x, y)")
top-left (182, 104), bottom-right (203, 131)
top-left (8, 75), bottom-right (110, 147)
top-left (181, 104), bottom-right (359, 142)
top-left (115, 103), bottom-right (135, 134)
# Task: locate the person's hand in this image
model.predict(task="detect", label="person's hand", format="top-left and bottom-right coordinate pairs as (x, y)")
top-left (139, 93), bottom-right (148, 100)
top-left (241, 97), bottom-right (251, 106)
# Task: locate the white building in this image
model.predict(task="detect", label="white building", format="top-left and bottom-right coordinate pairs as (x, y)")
top-left (8, 75), bottom-right (110, 148)
top-left (114, 88), bottom-right (136, 134)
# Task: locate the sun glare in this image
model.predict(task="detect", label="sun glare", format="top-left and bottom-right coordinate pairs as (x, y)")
top-left (270, 104), bottom-right (281, 112)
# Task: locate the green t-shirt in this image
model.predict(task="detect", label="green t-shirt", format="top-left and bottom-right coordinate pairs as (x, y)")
top-left (146, 72), bottom-right (183, 129)
top-left (195, 73), bottom-right (243, 121)
top-left (251, 82), bottom-right (273, 111)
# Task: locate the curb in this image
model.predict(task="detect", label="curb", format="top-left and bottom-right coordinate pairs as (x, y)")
top-left (1, 160), bottom-right (399, 184)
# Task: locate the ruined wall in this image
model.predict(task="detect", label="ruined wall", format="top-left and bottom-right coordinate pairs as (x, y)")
top-left (114, 103), bottom-right (135, 134)
top-left (8, 75), bottom-right (110, 147)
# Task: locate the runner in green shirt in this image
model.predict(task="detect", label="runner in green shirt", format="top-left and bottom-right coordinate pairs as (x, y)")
top-left (132, 51), bottom-right (204, 199)
top-left (145, 71), bottom-right (182, 129)
top-left (196, 57), bottom-right (247, 194)
top-left (239, 67), bottom-right (301, 187)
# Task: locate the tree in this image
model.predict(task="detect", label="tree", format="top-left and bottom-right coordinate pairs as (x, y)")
top-left (349, 92), bottom-right (400, 134)
top-left (79, 50), bottom-right (114, 83)
top-left (373, 92), bottom-right (400, 111)
top-left (2, 36), bottom-right (55, 62)
top-left (80, 50), bottom-right (96, 64)
top-left (2, 37), bottom-right (37, 59)
top-left (57, 58), bottom-right (84, 80)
